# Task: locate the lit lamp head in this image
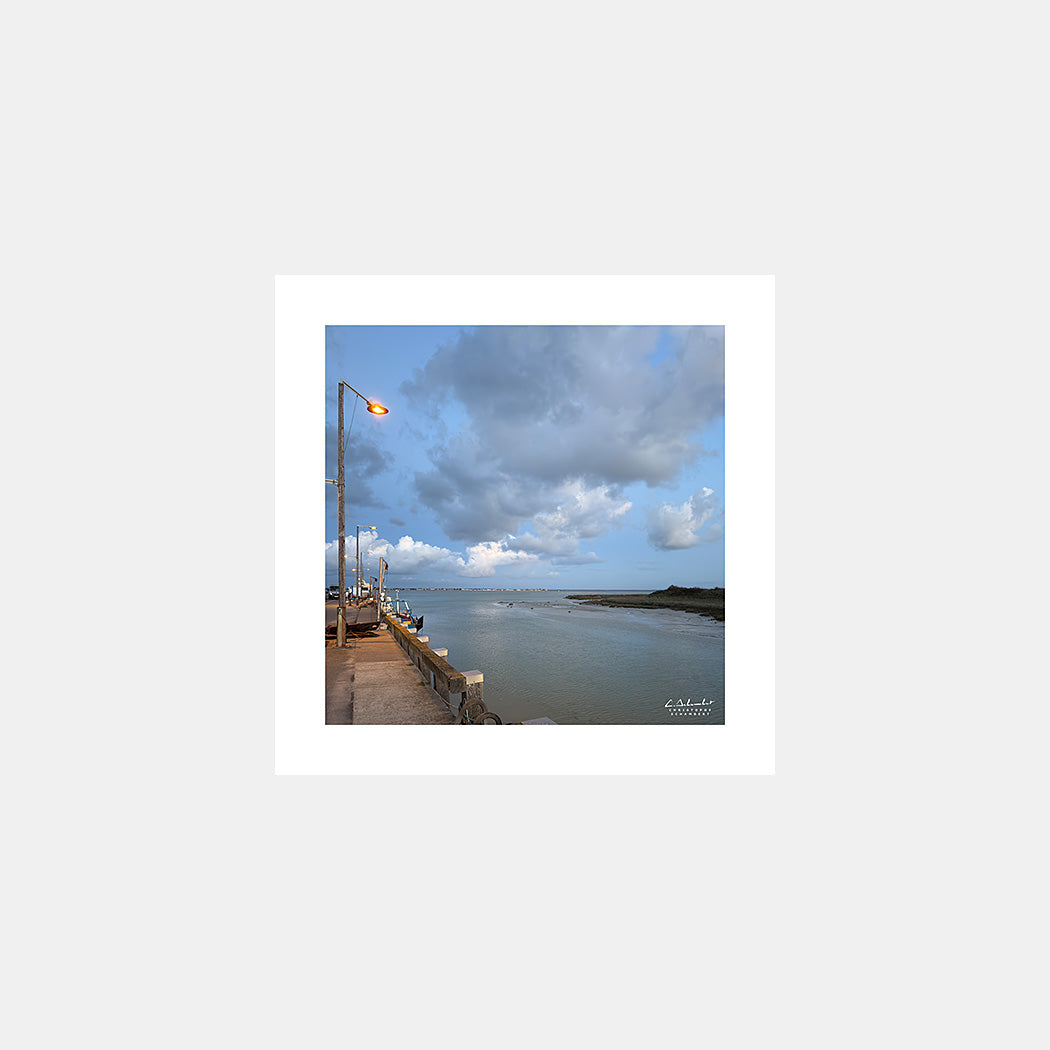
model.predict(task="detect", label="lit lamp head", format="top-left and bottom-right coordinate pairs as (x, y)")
top-left (366, 401), bottom-right (389, 415)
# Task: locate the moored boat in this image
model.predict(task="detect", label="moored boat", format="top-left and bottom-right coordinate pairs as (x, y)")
top-left (345, 600), bottom-right (381, 634)
top-left (390, 590), bottom-right (423, 631)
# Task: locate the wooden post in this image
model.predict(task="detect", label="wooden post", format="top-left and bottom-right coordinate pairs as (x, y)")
top-left (337, 381), bottom-right (345, 647)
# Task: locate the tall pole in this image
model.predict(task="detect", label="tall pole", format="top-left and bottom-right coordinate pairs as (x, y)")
top-left (333, 381), bottom-right (386, 644)
top-left (337, 381), bottom-right (346, 646)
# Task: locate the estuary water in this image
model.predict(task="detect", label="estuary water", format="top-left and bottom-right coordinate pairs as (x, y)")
top-left (397, 590), bottom-right (724, 725)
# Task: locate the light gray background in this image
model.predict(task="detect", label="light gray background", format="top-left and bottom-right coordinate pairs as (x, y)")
top-left (5, 1), bottom-right (1040, 1048)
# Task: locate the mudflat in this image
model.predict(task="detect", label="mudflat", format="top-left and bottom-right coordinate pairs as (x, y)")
top-left (565, 585), bottom-right (725, 622)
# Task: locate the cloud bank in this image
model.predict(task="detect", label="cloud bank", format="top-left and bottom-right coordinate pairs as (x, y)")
top-left (401, 326), bottom-right (723, 544)
top-left (325, 533), bottom-right (542, 580)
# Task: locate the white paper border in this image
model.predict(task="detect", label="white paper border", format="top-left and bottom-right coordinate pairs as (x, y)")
top-left (276, 276), bottom-right (774, 774)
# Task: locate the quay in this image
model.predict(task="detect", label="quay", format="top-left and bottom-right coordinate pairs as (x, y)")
top-left (325, 606), bottom-right (487, 725)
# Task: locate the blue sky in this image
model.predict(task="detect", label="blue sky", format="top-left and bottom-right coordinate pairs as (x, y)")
top-left (325, 326), bottom-right (724, 590)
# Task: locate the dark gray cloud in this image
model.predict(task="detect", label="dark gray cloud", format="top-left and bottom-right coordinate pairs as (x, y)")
top-left (412, 466), bottom-right (545, 542)
top-left (411, 428), bottom-right (560, 541)
top-left (325, 423), bottom-right (394, 510)
top-left (401, 326), bottom-right (723, 543)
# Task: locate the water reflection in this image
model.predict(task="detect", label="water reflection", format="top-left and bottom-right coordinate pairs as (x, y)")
top-left (402, 591), bottom-right (724, 725)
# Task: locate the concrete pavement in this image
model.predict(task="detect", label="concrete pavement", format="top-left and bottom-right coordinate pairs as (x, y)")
top-left (325, 626), bottom-right (455, 725)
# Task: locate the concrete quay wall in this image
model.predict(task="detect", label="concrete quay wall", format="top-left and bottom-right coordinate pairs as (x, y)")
top-left (382, 613), bottom-right (484, 714)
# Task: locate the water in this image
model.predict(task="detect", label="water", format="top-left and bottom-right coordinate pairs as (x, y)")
top-left (398, 590), bottom-right (724, 725)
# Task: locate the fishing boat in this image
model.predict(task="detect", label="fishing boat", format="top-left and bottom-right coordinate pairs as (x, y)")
top-left (395, 601), bottom-right (424, 632)
top-left (390, 589), bottom-right (424, 631)
top-left (343, 557), bottom-right (388, 635)
top-left (344, 601), bottom-right (381, 634)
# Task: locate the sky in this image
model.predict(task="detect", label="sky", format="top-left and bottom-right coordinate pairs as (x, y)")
top-left (325, 326), bottom-right (724, 590)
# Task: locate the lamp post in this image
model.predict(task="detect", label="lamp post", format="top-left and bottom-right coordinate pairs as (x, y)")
top-left (336, 381), bottom-right (388, 647)
top-left (356, 524), bottom-right (378, 600)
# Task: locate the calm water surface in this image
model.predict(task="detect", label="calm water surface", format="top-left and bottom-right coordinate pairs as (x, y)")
top-left (397, 590), bottom-right (724, 725)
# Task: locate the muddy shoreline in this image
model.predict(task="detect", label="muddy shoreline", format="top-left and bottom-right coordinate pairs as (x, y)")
top-left (565, 586), bottom-right (725, 622)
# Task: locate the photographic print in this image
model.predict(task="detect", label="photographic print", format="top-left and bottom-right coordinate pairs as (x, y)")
top-left (324, 325), bottom-right (725, 726)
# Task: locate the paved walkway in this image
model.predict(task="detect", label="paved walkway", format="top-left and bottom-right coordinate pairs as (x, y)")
top-left (325, 627), bottom-right (455, 725)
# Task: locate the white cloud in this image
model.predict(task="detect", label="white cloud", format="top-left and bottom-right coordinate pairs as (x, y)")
top-left (326, 479), bottom-right (636, 581)
top-left (326, 533), bottom-right (455, 577)
top-left (646, 488), bottom-right (720, 550)
top-left (509, 481), bottom-right (632, 555)
top-left (451, 541), bottom-right (540, 578)
top-left (535, 480), bottom-right (632, 538)
top-left (370, 535), bottom-right (456, 574)
top-left (329, 532), bottom-right (540, 580)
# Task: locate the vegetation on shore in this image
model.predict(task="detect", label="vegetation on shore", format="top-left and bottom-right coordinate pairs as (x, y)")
top-left (565, 585), bottom-right (725, 621)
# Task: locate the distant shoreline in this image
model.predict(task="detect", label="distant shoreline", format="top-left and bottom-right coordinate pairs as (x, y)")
top-left (565, 586), bottom-right (725, 622)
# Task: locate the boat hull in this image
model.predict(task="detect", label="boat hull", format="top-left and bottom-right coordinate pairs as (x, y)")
top-left (345, 602), bottom-right (381, 634)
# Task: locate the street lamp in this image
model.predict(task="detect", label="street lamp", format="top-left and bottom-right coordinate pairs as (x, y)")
top-left (336, 381), bottom-right (388, 646)
top-left (356, 524), bottom-right (377, 600)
